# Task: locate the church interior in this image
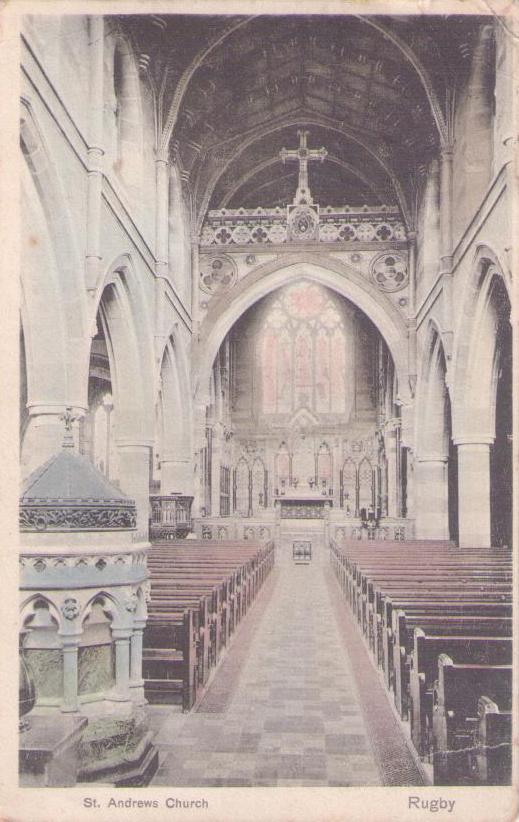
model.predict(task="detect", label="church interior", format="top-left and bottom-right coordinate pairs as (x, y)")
top-left (18, 12), bottom-right (514, 790)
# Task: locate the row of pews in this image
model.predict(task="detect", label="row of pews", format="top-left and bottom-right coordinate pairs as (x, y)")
top-left (330, 539), bottom-right (513, 785)
top-left (143, 539), bottom-right (275, 710)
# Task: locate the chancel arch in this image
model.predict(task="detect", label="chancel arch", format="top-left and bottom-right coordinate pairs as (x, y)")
top-left (195, 257), bottom-right (410, 411)
top-left (198, 277), bottom-right (400, 523)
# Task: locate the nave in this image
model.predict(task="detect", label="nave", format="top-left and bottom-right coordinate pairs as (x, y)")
top-left (148, 544), bottom-right (423, 788)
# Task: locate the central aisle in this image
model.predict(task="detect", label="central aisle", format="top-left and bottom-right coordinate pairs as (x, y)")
top-left (150, 551), bottom-right (422, 787)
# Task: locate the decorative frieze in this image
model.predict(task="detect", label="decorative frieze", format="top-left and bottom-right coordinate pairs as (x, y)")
top-left (20, 551), bottom-right (147, 571)
top-left (200, 205), bottom-right (407, 248)
top-left (19, 502), bottom-right (137, 532)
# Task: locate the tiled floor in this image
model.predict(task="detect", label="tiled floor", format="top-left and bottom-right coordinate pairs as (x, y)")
top-left (150, 553), bottom-right (387, 787)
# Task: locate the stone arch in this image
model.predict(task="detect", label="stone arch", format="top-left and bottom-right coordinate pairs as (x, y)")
top-left (415, 321), bottom-right (457, 541)
top-left (450, 246), bottom-right (511, 547)
top-left (81, 590), bottom-right (124, 629)
top-left (20, 594), bottom-right (61, 633)
top-left (417, 322), bottom-right (450, 459)
top-left (156, 329), bottom-right (193, 494)
top-left (20, 100), bottom-right (88, 466)
top-left (452, 246), bottom-right (511, 442)
top-left (195, 256), bottom-right (409, 408)
top-left (106, 34), bottom-right (144, 188)
top-left (92, 255), bottom-right (155, 444)
top-left (89, 256), bottom-right (155, 528)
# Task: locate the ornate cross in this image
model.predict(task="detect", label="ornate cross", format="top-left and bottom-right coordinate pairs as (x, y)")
top-left (279, 130), bottom-right (328, 205)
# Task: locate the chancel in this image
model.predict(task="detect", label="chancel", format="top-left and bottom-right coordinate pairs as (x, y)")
top-left (17, 10), bottom-right (513, 794)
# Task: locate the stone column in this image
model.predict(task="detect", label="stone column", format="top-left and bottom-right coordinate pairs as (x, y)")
top-left (456, 440), bottom-right (492, 548)
top-left (155, 150), bottom-right (169, 278)
top-left (85, 15), bottom-right (104, 292)
top-left (407, 231), bottom-right (417, 395)
top-left (161, 456), bottom-right (193, 496)
top-left (154, 149), bottom-right (169, 360)
top-left (116, 441), bottom-right (152, 534)
top-left (61, 638), bottom-right (80, 713)
top-left (112, 629), bottom-right (132, 701)
top-left (440, 147), bottom-right (454, 354)
top-left (191, 240), bottom-right (200, 333)
top-left (414, 457), bottom-right (449, 540)
top-left (129, 621), bottom-right (146, 705)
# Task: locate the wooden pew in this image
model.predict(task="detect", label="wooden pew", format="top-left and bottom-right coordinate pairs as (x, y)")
top-left (382, 598), bottom-right (512, 693)
top-left (432, 654), bottom-right (512, 785)
top-left (409, 631), bottom-right (512, 755)
top-left (469, 696), bottom-right (512, 785)
top-left (390, 611), bottom-right (512, 719)
top-left (143, 539), bottom-right (275, 709)
top-left (329, 538), bottom-right (513, 785)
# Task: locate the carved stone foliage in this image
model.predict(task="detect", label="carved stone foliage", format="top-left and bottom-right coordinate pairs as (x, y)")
top-left (19, 503), bottom-right (137, 532)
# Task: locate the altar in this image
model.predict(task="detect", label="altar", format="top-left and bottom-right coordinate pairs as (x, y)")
top-left (275, 489), bottom-right (333, 519)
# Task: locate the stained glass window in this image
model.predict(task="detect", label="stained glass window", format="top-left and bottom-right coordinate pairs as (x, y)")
top-left (260, 282), bottom-right (347, 415)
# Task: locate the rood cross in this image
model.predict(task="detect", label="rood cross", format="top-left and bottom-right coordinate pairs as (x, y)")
top-left (279, 130), bottom-right (328, 205)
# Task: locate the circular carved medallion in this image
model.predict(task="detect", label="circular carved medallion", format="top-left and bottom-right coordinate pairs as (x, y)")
top-left (371, 252), bottom-right (408, 292)
top-left (288, 205), bottom-right (319, 242)
top-left (200, 254), bottom-right (237, 294)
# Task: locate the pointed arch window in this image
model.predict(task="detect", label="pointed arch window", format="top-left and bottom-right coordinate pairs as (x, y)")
top-left (259, 282), bottom-right (347, 416)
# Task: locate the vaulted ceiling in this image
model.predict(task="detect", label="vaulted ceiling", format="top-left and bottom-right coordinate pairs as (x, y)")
top-left (122, 14), bottom-right (487, 227)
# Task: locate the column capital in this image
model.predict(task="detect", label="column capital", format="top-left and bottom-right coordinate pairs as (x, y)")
top-left (112, 628), bottom-right (133, 641)
top-left (133, 620), bottom-right (147, 631)
top-left (115, 438), bottom-right (154, 450)
top-left (453, 436), bottom-right (494, 448)
top-left (155, 147), bottom-right (169, 165)
top-left (58, 633), bottom-right (82, 646)
top-left (27, 403), bottom-right (87, 418)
